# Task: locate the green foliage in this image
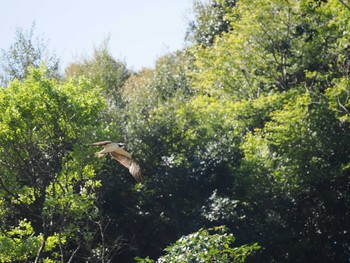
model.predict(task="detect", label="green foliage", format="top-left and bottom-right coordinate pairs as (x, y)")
top-left (119, 49), bottom-right (193, 154)
top-left (186, 0), bottom-right (235, 47)
top-left (180, 0), bottom-right (350, 261)
top-left (0, 219), bottom-right (41, 262)
top-left (0, 67), bottom-right (108, 262)
top-left (325, 77), bottom-right (350, 122)
top-left (152, 226), bottom-right (260, 263)
top-left (1, 0), bottom-right (350, 262)
top-left (191, 0), bottom-right (350, 99)
top-left (106, 3), bottom-right (350, 261)
top-left (65, 40), bottom-right (130, 100)
top-left (135, 227), bottom-right (260, 263)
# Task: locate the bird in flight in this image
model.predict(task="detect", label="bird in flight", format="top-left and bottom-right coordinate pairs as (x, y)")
top-left (90, 141), bottom-right (143, 182)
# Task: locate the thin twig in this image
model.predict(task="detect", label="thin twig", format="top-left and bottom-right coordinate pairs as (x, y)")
top-left (337, 96), bottom-right (350, 115)
top-left (339, 0), bottom-right (350, 12)
top-left (67, 245), bottom-right (80, 263)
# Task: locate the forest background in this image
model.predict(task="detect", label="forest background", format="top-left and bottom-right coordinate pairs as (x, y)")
top-left (0, 0), bottom-right (349, 262)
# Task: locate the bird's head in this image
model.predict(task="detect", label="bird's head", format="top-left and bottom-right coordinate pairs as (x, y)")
top-left (106, 142), bottom-right (123, 152)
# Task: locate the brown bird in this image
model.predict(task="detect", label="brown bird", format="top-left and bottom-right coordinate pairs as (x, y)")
top-left (90, 141), bottom-right (143, 182)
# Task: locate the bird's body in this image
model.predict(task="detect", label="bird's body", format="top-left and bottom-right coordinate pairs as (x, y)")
top-left (90, 141), bottom-right (143, 182)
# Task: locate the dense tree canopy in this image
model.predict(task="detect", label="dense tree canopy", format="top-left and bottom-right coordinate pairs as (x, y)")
top-left (0, 0), bottom-right (349, 262)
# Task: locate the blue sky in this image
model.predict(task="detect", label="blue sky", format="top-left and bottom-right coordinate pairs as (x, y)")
top-left (0, 0), bottom-right (193, 70)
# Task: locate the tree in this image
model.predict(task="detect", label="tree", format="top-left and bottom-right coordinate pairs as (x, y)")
top-left (64, 39), bottom-right (130, 102)
top-left (0, 23), bottom-right (60, 86)
top-left (241, 90), bottom-right (350, 261)
top-left (186, 0), bottom-right (236, 47)
top-left (106, 0), bottom-right (350, 261)
top-left (95, 50), bottom-right (199, 261)
top-left (191, 0), bottom-right (350, 99)
top-left (3, 0), bottom-right (350, 261)
top-left (0, 67), bottom-right (120, 262)
top-left (136, 226), bottom-right (260, 263)
top-left (185, 0), bottom-right (350, 261)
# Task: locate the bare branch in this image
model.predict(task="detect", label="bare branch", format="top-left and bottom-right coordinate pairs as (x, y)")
top-left (67, 245), bottom-right (80, 263)
top-left (339, 0), bottom-right (350, 12)
top-left (337, 96), bottom-right (350, 116)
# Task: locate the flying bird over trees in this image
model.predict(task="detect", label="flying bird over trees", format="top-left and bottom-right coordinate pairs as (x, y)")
top-left (90, 141), bottom-right (143, 182)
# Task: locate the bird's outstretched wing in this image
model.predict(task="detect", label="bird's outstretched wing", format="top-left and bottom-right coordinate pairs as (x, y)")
top-left (90, 141), bottom-right (112, 147)
top-left (109, 152), bottom-right (143, 182)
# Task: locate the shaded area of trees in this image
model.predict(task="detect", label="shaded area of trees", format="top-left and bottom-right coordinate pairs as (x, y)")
top-left (0, 0), bottom-right (350, 262)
